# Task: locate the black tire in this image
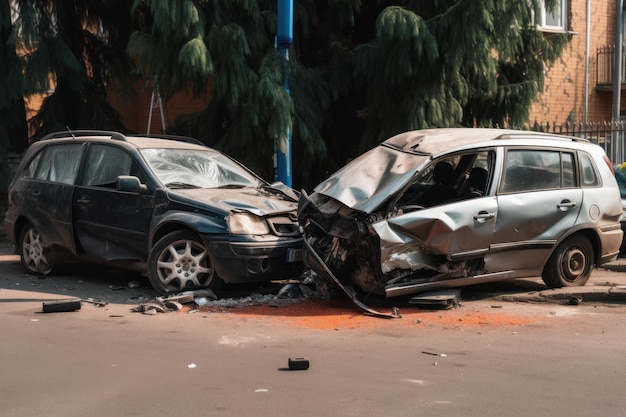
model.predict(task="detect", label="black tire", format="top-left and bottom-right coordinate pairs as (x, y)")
top-left (148, 231), bottom-right (222, 294)
top-left (542, 235), bottom-right (594, 288)
top-left (19, 222), bottom-right (54, 276)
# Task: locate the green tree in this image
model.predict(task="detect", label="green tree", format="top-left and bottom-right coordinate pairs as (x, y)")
top-left (129, 0), bottom-right (320, 181)
top-left (340, 1), bottom-right (568, 152)
top-left (5, 0), bottom-right (566, 190)
top-left (0, 0), bottom-right (28, 190)
top-left (132, 1), bottom-right (567, 189)
top-left (11, 0), bottom-right (134, 139)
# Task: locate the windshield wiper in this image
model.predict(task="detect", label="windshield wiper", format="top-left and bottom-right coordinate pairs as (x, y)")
top-left (165, 182), bottom-right (200, 189)
top-left (216, 184), bottom-right (247, 189)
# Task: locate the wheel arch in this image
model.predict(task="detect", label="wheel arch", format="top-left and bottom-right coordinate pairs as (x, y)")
top-left (12, 216), bottom-right (33, 248)
top-left (566, 229), bottom-right (600, 266)
top-left (150, 212), bottom-right (227, 250)
top-left (151, 222), bottom-right (201, 250)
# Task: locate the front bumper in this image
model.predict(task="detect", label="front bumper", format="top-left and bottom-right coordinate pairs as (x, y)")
top-left (206, 237), bottom-right (305, 284)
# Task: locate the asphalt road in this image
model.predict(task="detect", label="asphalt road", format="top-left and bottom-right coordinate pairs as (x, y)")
top-left (3, 242), bottom-right (626, 417)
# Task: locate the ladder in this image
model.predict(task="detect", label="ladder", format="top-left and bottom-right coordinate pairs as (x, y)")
top-left (147, 76), bottom-right (167, 134)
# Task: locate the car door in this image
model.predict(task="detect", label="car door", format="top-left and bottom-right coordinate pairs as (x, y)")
top-left (376, 151), bottom-right (498, 267)
top-left (22, 143), bottom-right (84, 254)
top-left (490, 148), bottom-right (582, 270)
top-left (73, 144), bottom-right (154, 261)
top-left (380, 197), bottom-right (498, 259)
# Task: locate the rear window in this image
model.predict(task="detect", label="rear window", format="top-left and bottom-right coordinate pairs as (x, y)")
top-left (32, 144), bottom-right (84, 185)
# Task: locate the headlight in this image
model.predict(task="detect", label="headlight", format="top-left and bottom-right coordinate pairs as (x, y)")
top-left (227, 212), bottom-right (270, 235)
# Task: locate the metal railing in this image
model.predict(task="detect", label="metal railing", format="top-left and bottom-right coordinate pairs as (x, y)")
top-left (597, 45), bottom-right (626, 87)
top-left (529, 120), bottom-right (626, 163)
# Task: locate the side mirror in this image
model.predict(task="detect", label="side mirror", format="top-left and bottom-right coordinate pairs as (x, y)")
top-left (116, 175), bottom-right (148, 193)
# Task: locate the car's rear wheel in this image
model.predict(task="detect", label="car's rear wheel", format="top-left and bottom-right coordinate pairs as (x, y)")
top-left (19, 222), bottom-right (54, 276)
top-left (541, 235), bottom-right (593, 288)
top-left (148, 231), bottom-right (222, 294)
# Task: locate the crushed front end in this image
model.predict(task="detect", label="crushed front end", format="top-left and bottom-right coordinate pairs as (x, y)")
top-left (297, 190), bottom-right (488, 317)
top-left (298, 191), bottom-right (410, 317)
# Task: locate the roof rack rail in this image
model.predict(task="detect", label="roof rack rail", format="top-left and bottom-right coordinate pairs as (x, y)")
top-left (38, 130), bottom-right (127, 142)
top-left (129, 133), bottom-right (204, 146)
top-left (495, 132), bottom-right (590, 143)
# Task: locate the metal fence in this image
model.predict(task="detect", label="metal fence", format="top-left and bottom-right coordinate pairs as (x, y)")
top-left (528, 121), bottom-right (626, 164)
top-left (596, 45), bottom-right (624, 87)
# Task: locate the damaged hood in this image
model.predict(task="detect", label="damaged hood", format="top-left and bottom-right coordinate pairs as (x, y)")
top-left (313, 128), bottom-right (527, 213)
top-left (172, 187), bottom-right (297, 216)
top-left (314, 145), bottom-right (427, 213)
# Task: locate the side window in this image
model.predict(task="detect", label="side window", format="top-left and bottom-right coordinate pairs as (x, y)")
top-left (23, 152), bottom-right (43, 178)
top-left (503, 149), bottom-right (574, 193)
top-left (579, 152), bottom-right (599, 187)
top-left (459, 151), bottom-right (493, 199)
top-left (81, 145), bottom-right (138, 187)
top-left (34, 144), bottom-right (84, 185)
top-left (562, 152), bottom-right (575, 187)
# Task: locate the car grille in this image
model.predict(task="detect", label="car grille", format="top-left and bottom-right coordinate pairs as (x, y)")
top-left (267, 214), bottom-right (301, 237)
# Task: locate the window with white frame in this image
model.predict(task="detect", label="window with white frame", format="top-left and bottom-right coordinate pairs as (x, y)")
top-left (539, 0), bottom-right (568, 31)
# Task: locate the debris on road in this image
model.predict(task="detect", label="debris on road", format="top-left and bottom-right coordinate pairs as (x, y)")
top-left (288, 357), bottom-right (310, 370)
top-left (42, 298), bottom-right (82, 313)
top-left (422, 351), bottom-right (447, 357)
top-left (567, 296), bottom-right (583, 305)
top-left (130, 283), bottom-right (319, 315)
top-left (131, 299), bottom-right (167, 314)
top-left (81, 298), bottom-right (108, 307)
top-left (408, 289), bottom-right (461, 309)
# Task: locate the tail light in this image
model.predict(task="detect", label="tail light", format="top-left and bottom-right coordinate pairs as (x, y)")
top-left (603, 155), bottom-right (615, 175)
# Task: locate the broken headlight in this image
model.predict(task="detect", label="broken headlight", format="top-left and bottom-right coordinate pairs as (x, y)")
top-left (227, 212), bottom-right (270, 235)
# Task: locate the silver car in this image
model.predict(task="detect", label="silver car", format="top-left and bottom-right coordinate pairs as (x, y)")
top-left (298, 128), bottom-right (623, 315)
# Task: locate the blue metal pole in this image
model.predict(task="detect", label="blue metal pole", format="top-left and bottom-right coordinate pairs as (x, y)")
top-left (275, 0), bottom-right (293, 187)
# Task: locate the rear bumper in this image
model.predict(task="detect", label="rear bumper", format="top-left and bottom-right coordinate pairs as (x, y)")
top-left (598, 224), bottom-right (624, 265)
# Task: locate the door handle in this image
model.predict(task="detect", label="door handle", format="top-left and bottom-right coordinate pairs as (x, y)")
top-left (474, 211), bottom-right (495, 222)
top-left (76, 196), bottom-right (91, 205)
top-left (557, 200), bottom-right (577, 211)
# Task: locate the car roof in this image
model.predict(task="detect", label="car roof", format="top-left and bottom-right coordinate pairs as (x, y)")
top-left (384, 128), bottom-right (590, 155)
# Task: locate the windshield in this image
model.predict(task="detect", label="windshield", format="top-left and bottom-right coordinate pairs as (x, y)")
top-left (141, 148), bottom-right (260, 188)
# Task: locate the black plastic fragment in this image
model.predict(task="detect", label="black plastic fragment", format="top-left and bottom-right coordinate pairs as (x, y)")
top-left (288, 357), bottom-right (310, 370)
top-left (42, 299), bottom-right (82, 313)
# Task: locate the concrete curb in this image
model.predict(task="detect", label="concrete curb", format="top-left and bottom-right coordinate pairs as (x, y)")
top-left (494, 285), bottom-right (626, 304)
top-left (602, 262), bottom-right (626, 273)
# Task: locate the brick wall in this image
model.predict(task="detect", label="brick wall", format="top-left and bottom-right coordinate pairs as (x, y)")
top-left (528, 0), bottom-right (620, 125)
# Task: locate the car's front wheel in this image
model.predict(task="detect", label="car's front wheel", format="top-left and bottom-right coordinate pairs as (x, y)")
top-left (148, 231), bottom-right (222, 294)
top-left (19, 222), bottom-right (54, 276)
top-left (541, 235), bottom-right (594, 288)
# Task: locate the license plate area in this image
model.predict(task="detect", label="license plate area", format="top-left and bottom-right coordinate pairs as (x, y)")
top-left (285, 248), bottom-right (302, 263)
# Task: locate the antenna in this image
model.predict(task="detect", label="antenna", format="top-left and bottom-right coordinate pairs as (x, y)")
top-left (66, 126), bottom-right (76, 140)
